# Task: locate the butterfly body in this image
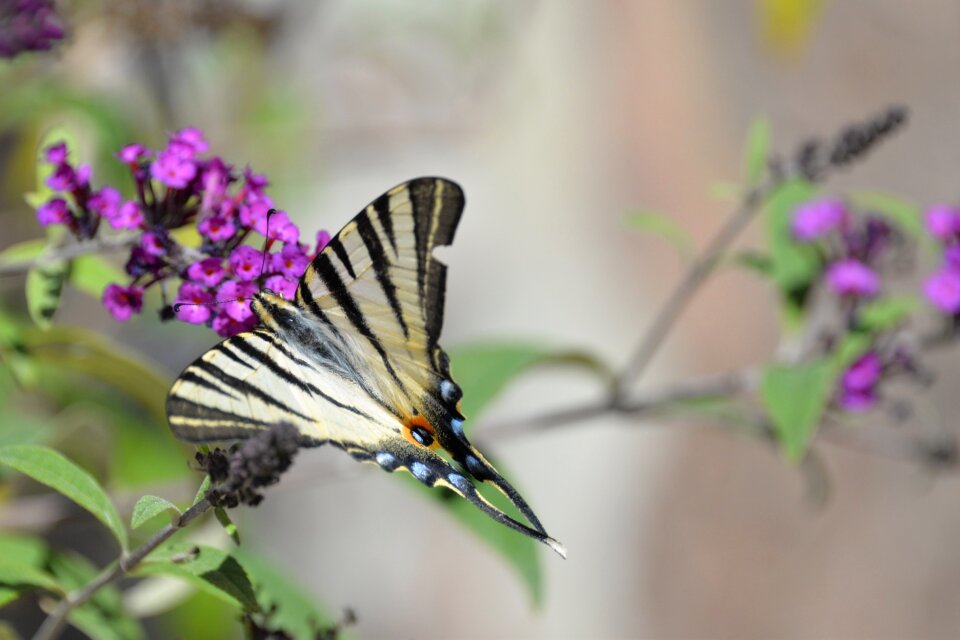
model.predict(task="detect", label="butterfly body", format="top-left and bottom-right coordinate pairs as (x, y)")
top-left (167, 177), bottom-right (565, 556)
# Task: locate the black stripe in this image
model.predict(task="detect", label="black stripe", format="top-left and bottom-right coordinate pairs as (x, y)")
top-left (216, 342), bottom-right (256, 370)
top-left (252, 329), bottom-right (320, 373)
top-left (372, 193), bottom-right (397, 254)
top-left (409, 180), bottom-right (434, 302)
top-left (193, 358), bottom-right (314, 421)
top-left (313, 252), bottom-right (405, 389)
top-left (296, 277), bottom-right (344, 342)
top-left (356, 213), bottom-right (408, 338)
top-left (173, 370), bottom-right (242, 400)
top-left (231, 333), bottom-right (374, 419)
top-left (327, 237), bottom-right (357, 279)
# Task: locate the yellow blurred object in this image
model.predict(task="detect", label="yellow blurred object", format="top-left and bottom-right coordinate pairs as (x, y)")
top-left (757, 0), bottom-right (825, 57)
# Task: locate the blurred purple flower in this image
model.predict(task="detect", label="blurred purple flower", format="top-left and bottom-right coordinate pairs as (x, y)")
top-left (923, 268), bottom-right (960, 314)
top-left (792, 199), bottom-right (848, 241)
top-left (218, 280), bottom-right (258, 322)
top-left (117, 144), bottom-right (149, 165)
top-left (88, 186), bottom-right (121, 219)
top-left (151, 150), bottom-right (197, 188)
top-left (107, 201), bottom-right (144, 230)
top-left (102, 284), bottom-right (143, 322)
top-left (198, 215), bottom-right (236, 243)
top-left (272, 244), bottom-right (309, 279)
top-left (841, 352), bottom-right (883, 391)
top-left (924, 204), bottom-right (960, 241)
top-left (264, 274), bottom-right (297, 299)
top-left (315, 229), bottom-right (331, 254)
top-left (140, 231), bottom-right (167, 257)
top-left (212, 310), bottom-right (258, 338)
top-left (45, 141), bottom-right (68, 164)
top-left (229, 245), bottom-right (264, 282)
top-left (174, 282), bottom-right (215, 325)
top-left (0, 0), bottom-right (66, 59)
top-left (186, 258), bottom-right (226, 288)
top-left (825, 259), bottom-right (880, 298)
top-left (838, 389), bottom-right (877, 412)
top-left (36, 198), bottom-right (70, 226)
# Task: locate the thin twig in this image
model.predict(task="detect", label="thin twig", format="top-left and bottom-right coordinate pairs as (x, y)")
top-left (0, 235), bottom-right (138, 276)
top-left (32, 496), bottom-right (212, 640)
top-left (615, 177), bottom-right (779, 398)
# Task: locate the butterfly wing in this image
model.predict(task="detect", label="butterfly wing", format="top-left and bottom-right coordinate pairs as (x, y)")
top-left (167, 177), bottom-right (565, 556)
top-left (294, 177), bottom-right (464, 417)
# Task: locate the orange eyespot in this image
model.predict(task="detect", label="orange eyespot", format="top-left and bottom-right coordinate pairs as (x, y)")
top-left (403, 415), bottom-right (439, 450)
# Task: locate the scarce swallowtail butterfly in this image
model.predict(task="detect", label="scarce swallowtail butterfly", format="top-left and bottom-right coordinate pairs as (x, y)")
top-left (166, 177), bottom-right (566, 557)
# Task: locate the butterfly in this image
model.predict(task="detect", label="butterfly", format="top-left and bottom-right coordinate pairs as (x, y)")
top-left (166, 177), bottom-right (565, 557)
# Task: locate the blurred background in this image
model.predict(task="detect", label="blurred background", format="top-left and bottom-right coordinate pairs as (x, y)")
top-left (2, 1), bottom-right (960, 638)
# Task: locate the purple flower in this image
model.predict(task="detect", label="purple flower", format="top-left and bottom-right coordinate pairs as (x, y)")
top-left (254, 209), bottom-right (299, 244)
top-left (186, 258), bottom-right (226, 287)
top-left (315, 229), bottom-right (331, 254)
top-left (217, 280), bottom-right (258, 322)
top-left (924, 204), bottom-right (960, 241)
top-left (272, 244), bottom-right (309, 278)
top-left (239, 201), bottom-right (271, 230)
top-left (923, 268), bottom-right (960, 314)
top-left (36, 198), bottom-right (70, 226)
top-left (102, 284), bottom-right (143, 322)
top-left (792, 199), bottom-right (848, 241)
top-left (825, 259), bottom-right (880, 298)
top-left (45, 141), bottom-right (68, 164)
top-left (946, 245), bottom-right (960, 270)
top-left (264, 274), bottom-right (297, 299)
top-left (151, 150), bottom-right (197, 189)
top-left (212, 310), bottom-right (258, 338)
top-left (0, 0), bottom-right (66, 59)
top-left (838, 389), bottom-right (877, 412)
top-left (88, 186), bottom-right (122, 219)
top-left (117, 144), bottom-right (149, 165)
top-left (107, 201), bottom-right (144, 230)
top-left (228, 246), bottom-right (264, 281)
top-left (174, 282), bottom-right (214, 325)
top-left (198, 215), bottom-right (237, 243)
top-left (46, 163), bottom-right (77, 191)
top-left (140, 231), bottom-right (167, 257)
top-left (170, 127), bottom-right (209, 155)
top-left (841, 352), bottom-right (883, 392)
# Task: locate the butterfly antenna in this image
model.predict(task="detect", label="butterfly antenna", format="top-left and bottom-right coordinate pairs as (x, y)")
top-left (258, 208), bottom-right (278, 281)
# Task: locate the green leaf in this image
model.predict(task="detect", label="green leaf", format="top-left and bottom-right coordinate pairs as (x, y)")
top-left (858, 295), bottom-right (920, 332)
top-left (137, 544), bottom-right (260, 613)
top-left (71, 255), bottom-right (126, 299)
top-left (449, 342), bottom-right (611, 421)
top-left (214, 507), bottom-right (241, 545)
top-left (21, 325), bottom-right (170, 424)
top-left (624, 210), bottom-right (693, 260)
top-left (0, 557), bottom-right (62, 595)
top-left (728, 250), bottom-right (774, 277)
top-left (764, 179), bottom-right (821, 324)
top-left (849, 190), bottom-right (922, 238)
top-left (130, 495), bottom-right (181, 529)
top-left (48, 551), bottom-right (144, 640)
top-left (761, 360), bottom-right (835, 461)
top-left (0, 445), bottom-right (127, 549)
top-left (25, 259), bottom-right (69, 329)
top-left (193, 475), bottom-right (212, 506)
top-left (0, 238), bottom-right (46, 265)
top-left (232, 548), bottom-right (333, 638)
top-left (744, 117), bottom-right (771, 184)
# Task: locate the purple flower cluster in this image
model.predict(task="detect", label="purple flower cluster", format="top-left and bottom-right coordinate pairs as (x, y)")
top-left (0, 0), bottom-right (65, 58)
top-left (791, 198), bottom-right (891, 300)
top-left (36, 129), bottom-right (329, 337)
top-left (922, 204), bottom-right (960, 314)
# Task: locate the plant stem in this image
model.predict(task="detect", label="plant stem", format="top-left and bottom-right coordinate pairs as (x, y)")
top-left (32, 496), bottom-right (212, 640)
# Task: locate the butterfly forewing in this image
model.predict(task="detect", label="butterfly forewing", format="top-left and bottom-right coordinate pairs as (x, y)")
top-left (295, 177), bottom-right (465, 416)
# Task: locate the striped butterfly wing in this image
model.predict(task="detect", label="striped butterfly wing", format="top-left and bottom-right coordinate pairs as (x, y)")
top-left (167, 177), bottom-right (565, 556)
top-left (295, 177), bottom-right (465, 424)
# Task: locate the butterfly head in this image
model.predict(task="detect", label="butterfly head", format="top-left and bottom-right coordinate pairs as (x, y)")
top-left (377, 410), bottom-right (566, 558)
